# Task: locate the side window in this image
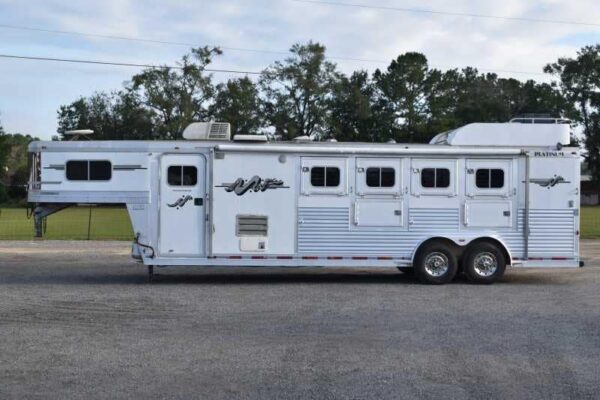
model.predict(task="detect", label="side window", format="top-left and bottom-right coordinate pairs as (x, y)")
top-left (311, 167), bottom-right (340, 187)
top-left (168, 165), bottom-right (197, 186)
top-left (476, 169), bottom-right (504, 189)
top-left (366, 167), bottom-right (395, 188)
top-left (66, 160), bottom-right (111, 181)
top-left (421, 168), bottom-right (450, 188)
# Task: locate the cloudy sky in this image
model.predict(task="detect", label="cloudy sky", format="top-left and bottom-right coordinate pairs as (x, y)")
top-left (0, 0), bottom-right (599, 139)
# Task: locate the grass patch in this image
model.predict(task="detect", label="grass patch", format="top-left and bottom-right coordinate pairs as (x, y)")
top-left (0, 207), bottom-right (133, 240)
top-left (581, 206), bottom-right (600, 238)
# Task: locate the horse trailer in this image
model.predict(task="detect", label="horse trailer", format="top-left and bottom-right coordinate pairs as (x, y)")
top-left (28, 119), bottom-right (582, 284)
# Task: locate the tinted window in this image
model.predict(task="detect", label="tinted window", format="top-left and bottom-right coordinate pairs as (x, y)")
top-left (168, 166), bottom-right (182, 186)
top-left (310, 167), bottom-right (325, 186)
top-left (436, 169), bottom-right (450, 188)
top-left (89, 161), bottom-right (111, 180)
top-left (476, 169), bottom-right (504, 189)
top-left (421, 168), bottom-right (450, 188)
top-left (66, 161), bottom-right (88, 181)
top-left (183, 166), bottom-right (197, 186)
top-left (66, 160), bottom-right (111, 181)
top-left (366, 167), bottom-right (395, 187)
top-left (490, 169), bottom-right (504, 188)
top-left (326, 167), bottom-right (340, 187)
top-left (168, 165), bottom-right (197, 186)
top-left (311, 167), bottom-right (340, 187)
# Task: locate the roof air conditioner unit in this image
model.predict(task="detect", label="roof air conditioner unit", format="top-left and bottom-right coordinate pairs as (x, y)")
top-left (182, 122), bottom-right (231, 141)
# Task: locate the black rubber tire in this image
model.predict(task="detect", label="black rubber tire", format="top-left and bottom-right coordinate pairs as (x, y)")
top-left (414, 242), bottom-right (458, 285)
top-left (463, 242), bottom-right (506, 284)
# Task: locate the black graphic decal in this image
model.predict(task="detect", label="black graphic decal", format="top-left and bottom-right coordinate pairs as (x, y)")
top-left (528, 175), bottom-right (570, 189)
top-left (168, 195), bottom-right (193, 208)
top-left (217, 176), bottom-right (289, 196)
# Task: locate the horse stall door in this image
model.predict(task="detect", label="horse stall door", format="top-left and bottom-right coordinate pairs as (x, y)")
top-left (464, 159), bottom-right (514, 229)
top-left (159, 154), bottom-right (206, 256)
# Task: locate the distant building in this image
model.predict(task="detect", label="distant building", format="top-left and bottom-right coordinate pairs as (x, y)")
top-left (582, 175), bottom-right (599, 205)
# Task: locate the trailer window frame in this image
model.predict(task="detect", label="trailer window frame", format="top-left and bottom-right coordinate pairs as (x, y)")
top-left (366, 167), bottom-right (395, 188)
top-left (421, 168), bottom-right (450, 189)
top-left (301, 157), bottom-right (348, 196)
top-left (475, 168), bottom-right (505, 189)
top-left (310, 166), bottom-right (340, 188)
top-left (66, 160), bottom-right (112, 181)
top-left (167, 165), bottom-right (198, 187)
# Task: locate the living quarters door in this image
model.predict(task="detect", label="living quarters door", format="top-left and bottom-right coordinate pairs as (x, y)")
top-left (159, 154), bottom-right (206, 256)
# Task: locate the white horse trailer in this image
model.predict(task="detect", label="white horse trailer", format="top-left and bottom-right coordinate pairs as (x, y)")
top-left (28, 119), bottom-right (582, 284)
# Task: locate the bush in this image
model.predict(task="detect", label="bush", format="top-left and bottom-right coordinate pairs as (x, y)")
top-left (0, 184), bottom-right (8, 204)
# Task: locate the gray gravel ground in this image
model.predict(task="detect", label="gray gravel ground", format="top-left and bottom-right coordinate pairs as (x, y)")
top-left (1, 240), bottom-right (599, 399)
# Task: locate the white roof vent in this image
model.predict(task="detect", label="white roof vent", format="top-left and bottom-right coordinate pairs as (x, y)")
top-left (183, 122), bottom-right (231, 141)
top-left (292, 135), bottom-right (313, 143)
top-left (233, 134), bottom-right (268, 142)
top-left (63, 129), bottom-right (94, 140)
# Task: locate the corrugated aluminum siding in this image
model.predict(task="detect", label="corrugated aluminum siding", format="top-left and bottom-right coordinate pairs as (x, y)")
top-left (298, 207), bottom-right (458, 256)
top-left (527, 209), bottom-right (575, 256)
top-left (297, 207), bottom-right (575, 258)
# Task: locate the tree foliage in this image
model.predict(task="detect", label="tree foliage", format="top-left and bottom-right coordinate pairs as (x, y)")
top-left (51, 41), bottom-right (597, 182)
top-left (210, 77), bottom-right (263, 136)
top-left (545, 45), bottom-right (600, 182)
top-left (131, 46), bottom-right (222, 139)
top-left (260, 41), bottom-right (340, 140)
top-left (0, 122), bottom-right (38, 202)
top-left (57, 91), bottom-right (154, 140)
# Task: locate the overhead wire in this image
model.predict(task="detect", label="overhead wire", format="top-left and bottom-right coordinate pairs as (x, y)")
top-left (0, 23), bottom-right (548, 76)
top-left (0, 54), bottom-right (262, 74)
top-left (290, 0), bottom-right (600, 28)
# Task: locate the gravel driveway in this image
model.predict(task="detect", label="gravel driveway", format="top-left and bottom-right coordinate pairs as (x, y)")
top-left (1, 240), bottom-right (599, 399)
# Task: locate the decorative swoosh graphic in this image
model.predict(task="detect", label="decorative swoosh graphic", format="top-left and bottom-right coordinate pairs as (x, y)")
top-left (216, 176), bottom-right (289, 196)
top-left (167, 195), bottom-right (193, 208)
top-left (529, 175), bottom-right (571, 188)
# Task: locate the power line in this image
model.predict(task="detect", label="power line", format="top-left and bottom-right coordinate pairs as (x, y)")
top-left (0, 23), bottom-right (546, 76)
top-left (0, 54), bottom-right (262, 74)
top-left (291, 0), bottom-right (600, 27)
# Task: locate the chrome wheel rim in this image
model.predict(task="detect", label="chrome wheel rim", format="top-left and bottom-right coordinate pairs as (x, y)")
top-left (473, 252), bottom-right (498, 277)
top-left (424, 252), bottom-right (449, 277)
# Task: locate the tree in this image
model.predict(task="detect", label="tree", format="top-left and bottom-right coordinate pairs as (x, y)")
top-left (260, 41), bottom-right (340, 140)
top-left (210, 77), bottom-right (263, 136)
top-left (57, 91), bottom-right (154, 140)
top-left (545, 45), bottom-right (600, 182)
top-left (0, 129), bottom-right (37, 202)
top-left (373, 52), bottom-right (432, 142)
top-left (131, 46), bottom-right (222, 139)
top-left (326, 71), bottom-right (393, 142)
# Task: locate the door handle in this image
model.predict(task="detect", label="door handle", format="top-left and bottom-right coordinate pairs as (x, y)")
top-left (194, 198), bottom-right (204, 206)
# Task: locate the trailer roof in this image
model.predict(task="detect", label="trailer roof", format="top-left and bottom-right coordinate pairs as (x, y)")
top-left (30, 139), bottom-right (581, 157)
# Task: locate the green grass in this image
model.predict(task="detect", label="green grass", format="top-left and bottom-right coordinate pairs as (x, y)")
top-left (1, 206), bottom-right (599, 240)
top-left (581, 206), bottom-right (600, 238)
top-left (0, 207), bottom-right (133, 240)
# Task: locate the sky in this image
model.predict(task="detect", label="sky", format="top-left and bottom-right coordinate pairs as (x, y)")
top-left (0, 0), bottom-right (599, 140)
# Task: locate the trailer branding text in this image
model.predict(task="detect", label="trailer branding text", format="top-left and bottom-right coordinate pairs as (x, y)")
top-left (217, 176), bottom-right (289, 196)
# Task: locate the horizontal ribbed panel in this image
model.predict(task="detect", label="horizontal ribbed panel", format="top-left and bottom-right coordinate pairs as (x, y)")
top-left (409, 208), bottom-right (459, 231)
top-left (297, 207), bottom-right (575, 258)
top-left (528, 209), bottom-right (574, 256)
